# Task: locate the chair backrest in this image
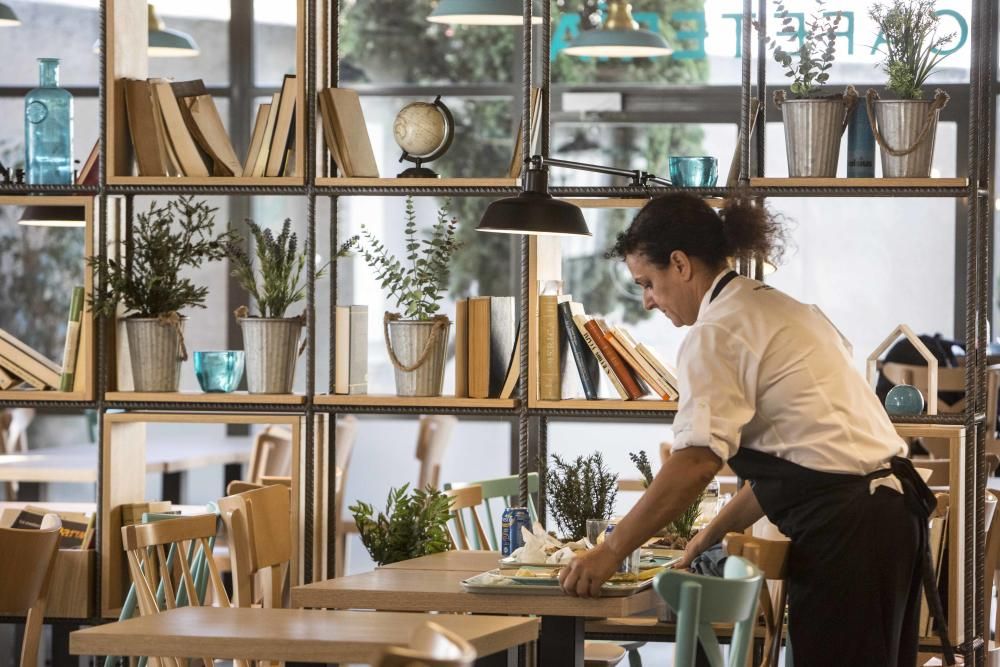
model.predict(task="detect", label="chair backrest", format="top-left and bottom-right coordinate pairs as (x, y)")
top-left (723, 533), bottom-right (790, 667)
top-left (376, 621), bottom-right (477, 667)
top-left (248, 425), bottom-right (294, 484)
top-left (444, 485), bottom-right (491, 551)
top-left (444, 473), bottom-right (540, 551)
top-left (654, 556), bottom-right (763, 667)
top-left (333, 415), bottom-right (360, 524)
top-left (416, 415), bottom-right (457, 490)
top-left (218, 483), bottom-right (292, 608)
top-left (0, 514), bottom-right (60, 667)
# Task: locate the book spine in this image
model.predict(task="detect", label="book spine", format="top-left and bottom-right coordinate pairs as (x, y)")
top-left (59, 286), bottom-right (85, 392)
top-left (454, 299), bottom-right (468, 398)
top-left (348, 306), bottom-right (368, 394)
top-left (0, 366), bottom-right (15, 390)
top-left (584, 320), bottom-right (644, 400)
top-left (575, 321), bottom-right (627, 399)
top-left (557, 302), bottom-right (598, 400)
top-left (538, 295), bottom-right (560, 400)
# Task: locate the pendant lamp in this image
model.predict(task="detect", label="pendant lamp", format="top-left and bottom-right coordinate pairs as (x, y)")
top-left (428, 0), bottom-right (543, 25)
top-left (477, 163), bottom-right (591, 237)
top-left (563, 0), bottom-right (672, 58)
top-left (147, 4), bottom-right (199, 58)
top-left (18, 205), bottom-right (86, 228)
top-left (0, 2), bottom-right (20, 27)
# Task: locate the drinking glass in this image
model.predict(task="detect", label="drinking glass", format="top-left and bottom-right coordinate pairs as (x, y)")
top-left (668, 156), bottom-right (718, 187)
top-left (586, 519), bottom-right (610, 547)
top-left (194, 350), bottom-right (245, 393)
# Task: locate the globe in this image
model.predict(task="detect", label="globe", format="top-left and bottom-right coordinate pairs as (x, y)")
top-left (393, 101), bottom-right (449, 158)
top-left (885, 384), bottom-right (925, 416)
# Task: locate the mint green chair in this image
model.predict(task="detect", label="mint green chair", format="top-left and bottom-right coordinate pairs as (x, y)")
top-left (653, 555), bottom-right (763, 667)
top-left (443, 473), bottom-right (539, 551)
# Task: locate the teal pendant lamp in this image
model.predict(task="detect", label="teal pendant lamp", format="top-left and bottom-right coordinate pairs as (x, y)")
top-left (147, 4), bottom-right (199, 58)
top-left (564, 0), bottom-right (672, 58)
top-left (0, 2), bottom-right (20, 27)
top-left (428, 0), bottom-right (543, 25)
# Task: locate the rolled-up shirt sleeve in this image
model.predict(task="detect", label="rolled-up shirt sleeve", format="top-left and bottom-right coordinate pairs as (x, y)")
top-left (672, 322), bottom-right (758, 462)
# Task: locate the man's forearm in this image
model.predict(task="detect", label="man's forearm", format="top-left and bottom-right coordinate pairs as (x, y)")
top-left (695, 482), bottom-right (765, 545)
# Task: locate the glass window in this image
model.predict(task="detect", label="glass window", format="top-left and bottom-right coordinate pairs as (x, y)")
top-left (253, 0), bottom-right (297, 88)
top-left (0, 96), bottom-right (99, 177)
top-left (2, 1), bottom-right (100, 88)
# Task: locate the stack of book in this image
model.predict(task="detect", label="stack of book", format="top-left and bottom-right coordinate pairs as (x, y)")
top-left (454, 296), bottom-right (520, 399)
top-left (11, 505), bottom-right (96, 550)
top-left (0, 286), bottom-right (84, 392)
top-left (538, 293), bottom-right (679, 401)
top-left (334, 305), bottom-right (368, 395)
top-left (318, 87), bottom-right (379, 177)
top-left (123, 76), bottom-right (297, 177)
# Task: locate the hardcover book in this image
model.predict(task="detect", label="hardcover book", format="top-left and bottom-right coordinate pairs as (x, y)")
top-left (467, 297), bottom-right (492, 399)
top-left (334, 305), bottom-right (368, 395)
top-left (488, 297), bottom-right (517, 398)
top-left (171, 79), bottom-right (242, 176)
top-left (558, 300), bottom-right (600, 400)
top-left (59, 285), bottom-right (85, 392)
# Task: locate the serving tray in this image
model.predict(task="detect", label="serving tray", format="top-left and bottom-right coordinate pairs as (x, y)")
top-left (461, 569), bottom-right (655, 597)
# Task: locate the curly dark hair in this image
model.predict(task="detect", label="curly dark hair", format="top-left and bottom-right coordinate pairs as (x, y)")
top-left (608, 193), bottom-right (787, 269)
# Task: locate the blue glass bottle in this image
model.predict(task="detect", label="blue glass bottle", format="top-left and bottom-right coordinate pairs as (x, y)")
top-left (25, 58), bottom-right (74, 185)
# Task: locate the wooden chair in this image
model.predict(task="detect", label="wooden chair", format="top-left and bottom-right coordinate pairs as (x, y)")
top-left (218, 482), bottom-right (292, 609)
top-left (375, 621), bottom-right (477, 667)
top-left (653, 556), bottom-right (763, 667)
top-left (1, 408), bottom-right (34, 500)
top-left (0, 513), bottom-right (60, 667)
top-left (723, 533), bottom-right (790, 667)
top-left (912, 455), bottom-right (1000, 487)
top-left (247, 425), bottom-right (294, 484)
top-left (121, 513), bottom-right (230, 667)
top-left (332, 415), bottom-right (359, 578)
top-left (417, 415), bottom-right (457, 490)
top-left (443, 473), bottom-right (540, 551)
top-left (444, 485), bottom-right (491, 551)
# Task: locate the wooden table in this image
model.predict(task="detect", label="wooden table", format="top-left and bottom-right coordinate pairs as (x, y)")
top-left (292, 551), bottom-right (657, 667)
top-left (69, 606), bottom-right (538, 665)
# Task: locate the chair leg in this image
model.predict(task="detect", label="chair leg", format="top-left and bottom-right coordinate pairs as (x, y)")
top-left (627, 648), bottom-right (643, 667)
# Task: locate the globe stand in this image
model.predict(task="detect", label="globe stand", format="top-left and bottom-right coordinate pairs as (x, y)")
top-left (395, 95), bottom-right (455, 179)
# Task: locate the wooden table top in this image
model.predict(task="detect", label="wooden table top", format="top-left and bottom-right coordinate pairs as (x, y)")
top-left (70, 607), bottom-right (538, 664)
top-left (380, 550), bottom-right (501, 571)
top-left (293, 553), bottom-right (656, 618)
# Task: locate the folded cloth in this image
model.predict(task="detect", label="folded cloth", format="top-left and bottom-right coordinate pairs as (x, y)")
top-left (689, 542), bottom-right (727, 577)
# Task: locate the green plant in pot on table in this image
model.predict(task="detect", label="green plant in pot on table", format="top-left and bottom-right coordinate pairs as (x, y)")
top-left (866, 0), bottom-right (955, 177)
top-left (89, 197), bottom-right (235, 392)
top-left (352, 196), bottom-right (462, 397)
top-left (225, 219), bottom-right (354, 393)
top-left (546, 452), bottom-right (618, 542)
top-left (350, 483), bottom-right (453, 566)
top-left (756, 0), bottom-right (856, 177)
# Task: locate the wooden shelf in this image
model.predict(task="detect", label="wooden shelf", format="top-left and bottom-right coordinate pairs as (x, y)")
top-left (106, 176), bottom-right (304, 187)
top-left (0, 390), bottom-right (91, 402)
top-left (314, 394), bottom-right (517, 410)
top-left (750, 177), bottom-right (968, 188)
top-left (531, 399), bottom-right (678, 412)
top-left (562, 197), bottom-right (725, 209)
top-left (315, 177), bottom-right (518, 188)
top-left (104, 391), bottom-right (306, 405)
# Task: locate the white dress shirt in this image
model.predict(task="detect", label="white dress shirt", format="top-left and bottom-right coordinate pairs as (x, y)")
top-left (672, 271), bottom-right (907, 475)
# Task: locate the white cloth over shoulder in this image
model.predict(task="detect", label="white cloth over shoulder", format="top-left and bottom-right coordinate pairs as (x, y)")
top-left (672, 271), bottom-right (907, 475)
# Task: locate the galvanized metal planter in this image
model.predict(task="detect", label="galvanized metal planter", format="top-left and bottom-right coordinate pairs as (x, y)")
top-left (239, 317), bottom-right (303, 394)
top-left (124, 316), bottom-right (185, 392)
top-left (866, 89), bottom-right (950, 178)
top-left (775, 87), bottom-right (857, 178)
top-left (385, 316), bottom-right (450, 397)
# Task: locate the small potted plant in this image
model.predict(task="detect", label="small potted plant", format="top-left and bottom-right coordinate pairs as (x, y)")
top-left (349, 483), bottom-right (453, 566)
top-left (629, 450), bottom-right (704, 548)
top-left (225, 220), bottom-right (354, 394)
top-left (89, 197), bottom-right (234, 392)
top-left (867, 0), bottom-right (955, 178)
top-left (758, 0), bottom-right (856, 177)
top-left (546, 452), bottom-right (618, 542)
top-left (352, 196), bottom-right (461, 397)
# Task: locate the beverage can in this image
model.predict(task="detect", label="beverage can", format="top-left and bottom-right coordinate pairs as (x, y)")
top-left (501, 507), bottom-right (531, 556)
top-left (604, 523), bottom-right (639, 576)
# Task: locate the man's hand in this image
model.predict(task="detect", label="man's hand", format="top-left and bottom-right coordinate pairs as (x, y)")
top-left (671, 529), bottom-right (714, 571)
top-left (558, 545), bottom-right (621, 598)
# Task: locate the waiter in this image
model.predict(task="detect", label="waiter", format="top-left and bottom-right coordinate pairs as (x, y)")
top-left (559, 193), bottom-right (935, 666)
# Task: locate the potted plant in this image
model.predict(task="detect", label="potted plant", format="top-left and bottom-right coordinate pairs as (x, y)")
top-left (349, 483), bottom-right (453, 566)
top-left (629, 450), bottom-right (704, 548)
top-left (352, 196), bottom-right (461, 397)
top-left (225, 220), bottom-right (354, 393)
top-left (90, 197), bottom-right (234, 392)
top-left (546, 452), bottom-right (618, 542)
top-left (758, 0), bottom-right (856, 177)
top-left (867, 0), bottom-right (955, 178)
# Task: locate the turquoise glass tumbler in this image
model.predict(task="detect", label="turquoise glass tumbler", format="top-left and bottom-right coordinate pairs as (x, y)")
top-left (668, 156), bottom-right (718, 187)
top-left (25, 58), bottom-right (73, 185)
top-left (194, 351), bottom-right (245, 393)
top-left (884, 384), bottom-right (925, 415)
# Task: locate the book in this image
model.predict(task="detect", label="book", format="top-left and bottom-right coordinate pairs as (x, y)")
top-left (537, 294), bottom-right (561, 400)
top-left (488, 297), bottom-right (517, 398)
top-left (507, 87), bottom-right (543, 178)
top-left (123, 78), bottom-right (169, 176)
top-left (727, 98), bottom-right (761, 187)
top-left (265, 75), bottom-right (298, 177)
top-left (323, 88), bottom-right (379, 177)
top-left (467, 296), bottom-right (492, 399)
top-left (171, 79), bottom-right (242, 176)
top-left (572, 312), bottom-right (628, 399)
top-left (498, 329), bottom-right (521, 400)
top-left (0, 365), bottom-right (18, 390)
top-left (454, 298), bottom-right (468, 398)
top-left (251, 93), bottom-right (282, 177)
top-left (583, 319), bottom-right (646, 400)
top-left (151, 78), bottom-right (210, 177)
top-left (0, 328), bottom-right (62, 389)
top-left (76, 140), bottom-right (99, 185)
top-left (318, 90), bottom-right (348, 175)
top-left (607, 326), bottom-right (673, 400)
top-left (242, 102), bottom-right (272, 177)
top-left (59, 286), bottom-right (85, 392)
top-left (635, 343), bottom-right (680, 395)
top-left (13, 505), bottom-right (94, 549)
top-left (559, 300), bottom-right (600, 400)
top-left (334, 305), bottom-right (368, 395)
top-left (149, 80), bottom-right (183, 176)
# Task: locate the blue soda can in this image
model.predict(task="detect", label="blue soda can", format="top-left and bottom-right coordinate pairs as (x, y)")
top-left (501, 507), bottom-right (531, 556)
top-left (604, 523), bottom-right (637, 574)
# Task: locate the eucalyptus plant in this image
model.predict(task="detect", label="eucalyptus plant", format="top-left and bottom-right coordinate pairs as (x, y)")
top-left (757, 0), bottom-right (843, 98)
top-left (89, 197), bottom-right (235, 319)
top-left (225, 219), bottom-right (354, 319)
top-left (546, 452), bottom-right (618, 542)
top-left (869, 0), bottom-right (955, 100)
top-left (349, 483), bottom-right (453, 566)
top-left (354, 196), bottom-right (462, 321)
top-left (629, 449), bottom-right (705, 541)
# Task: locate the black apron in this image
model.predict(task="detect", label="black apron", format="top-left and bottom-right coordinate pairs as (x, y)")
top-left (708, 271), bottom-right (940, 666)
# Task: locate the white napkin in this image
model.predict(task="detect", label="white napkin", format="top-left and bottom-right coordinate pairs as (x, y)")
top-left (507, 522), bottom-right (588, 564)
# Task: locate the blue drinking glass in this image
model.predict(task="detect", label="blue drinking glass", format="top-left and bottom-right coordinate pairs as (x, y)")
top-left (194, 351), bottom-right (245, 393)
top-left (668, 156), bottom-right (718, 188)
top-left (884, 384), bottom-right (925, 415)
top-left (25, 58), bottom-right (73, 185)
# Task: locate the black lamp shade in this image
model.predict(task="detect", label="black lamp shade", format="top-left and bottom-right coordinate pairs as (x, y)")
top-left (18, 205), bottom-right (86, 227)
top-left (477, 191), bottom-right (591, 236)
